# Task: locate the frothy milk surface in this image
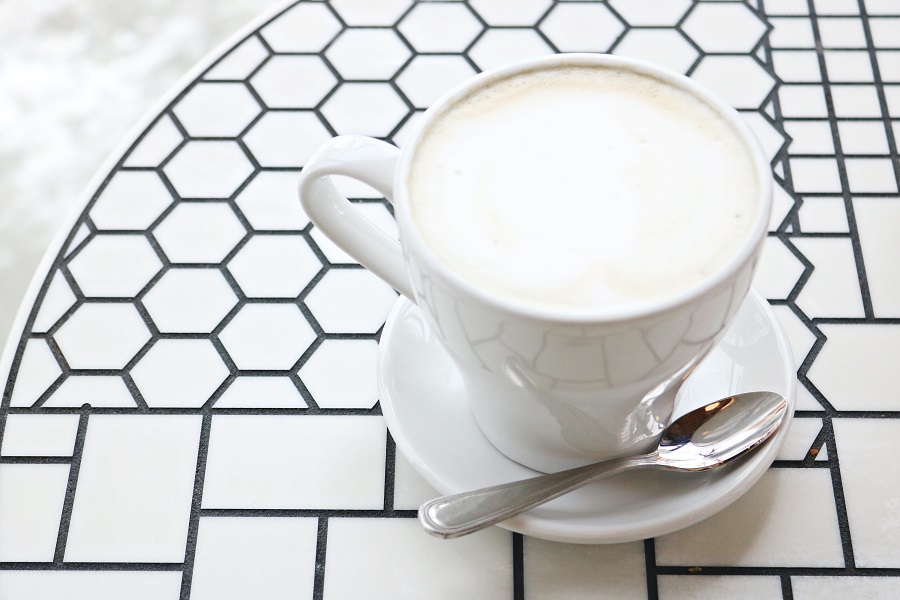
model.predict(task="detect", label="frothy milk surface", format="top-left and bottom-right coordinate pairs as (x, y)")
top-left (407, 66), bottom-right (760, 311)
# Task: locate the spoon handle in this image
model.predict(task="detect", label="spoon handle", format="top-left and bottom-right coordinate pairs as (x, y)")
top-left (419, 453), bottom-right (658, 539)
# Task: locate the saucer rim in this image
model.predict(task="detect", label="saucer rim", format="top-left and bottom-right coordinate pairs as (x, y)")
top-left (378, 288), bottom-right (796, 543)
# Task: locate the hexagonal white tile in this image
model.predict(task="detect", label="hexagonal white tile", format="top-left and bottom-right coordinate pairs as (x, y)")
top-left (539, 3), bottom-right (625, 52)
top-left (54, 303), bottom-right (151, 370)
top-left (218, 303), bottom-right (316, 370)
top-left (68, 235), bottom-right (163, 298)
top-left (607, 0), bottom-right (692, 26)
top-left (330, 0), bottom-right (413, 26)
top-left (467, 29), bottom-right (555, 72)
top-left (153, 203), bottom-right (247, 264)
top-left (611, 29), bottom-right (698, 74)
top-left (242, 112), bottom-right (332, 168)
top-left (213, 377), bottom-right (307, 409)
top-left (122, 115), bottom-right (184, 168)
top-left (131, 339), bottom-right (229, 408)
top-left (42, 376), bottom-right (136, 408)
top-left (227, 235), bottom-right (322, 298)
top-left (90, 171), bottom-right (174, 231)
top-left (304, 269), bottom-right (398, 333)
top-left (203, 36), bottom-right (270, 82)
top-left (259, 3), bottom-right (342, 53)
top-left (690, 56), bottom-right (776, 109)
top-left (298, 339), bottom-right (379, 409)
top-left (249, 56), bottom-right (337, 109)
top-left (173, 83), bottom-right (262, 138)
top-left (8, 339), bottom-right (61, 408)
top-left (32, 271), bottom-right (76, 334)
top-left (398, 3), bottom-right (483, 53)
top-left (142, 269), bottom-right (239, 333)
top-left (469, 0), bottom-right (552, 26)
top-left (396, 55), bottom-right (477, 109)
top-left (681, 3), bottom-right (768, 54)
top-left (320, 83), bottom-right (409, 137)
top-left (234, 171), bottom-right (311, 231)
top-left (163, 141), bottom-right (254, 199)
top-left (325, 29), bottom-right (412, 81)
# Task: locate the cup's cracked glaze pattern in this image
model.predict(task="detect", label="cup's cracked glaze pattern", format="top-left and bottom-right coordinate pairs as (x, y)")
top-left (1, 1), bottom-right (899, 598)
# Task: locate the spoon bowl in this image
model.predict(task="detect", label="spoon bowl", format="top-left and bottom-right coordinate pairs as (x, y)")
top-left (419, 391), bottom-right (788, 539)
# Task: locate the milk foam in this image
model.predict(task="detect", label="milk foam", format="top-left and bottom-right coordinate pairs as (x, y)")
top-left (407, 66), bottom-right (760, 311)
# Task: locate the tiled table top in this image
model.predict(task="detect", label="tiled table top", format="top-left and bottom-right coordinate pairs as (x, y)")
top-left (1, 0), bottom-right (899, 598)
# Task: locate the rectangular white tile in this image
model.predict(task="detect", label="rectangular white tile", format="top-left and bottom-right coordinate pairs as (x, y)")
top-left (833, 419), bottom-right (900, 567)
top-left (658, 575), bottom-right (783, 599)
top-left (790, 158), bottom-right (843, 193)
top-left (324, 518), bottom-right (512, 600)
top-left (793, 575), bottom-right (900, 599)
top-left (203, 415), bottom-right (385, 509)
top-left (768, 18), bottom-right (816, 48)
top-left (776, 417), bottom-right (824, 461)
top-left (64, 415), bottom-right (202, 562)
top-left (845, 158), bottom-right (898, 193)
top-left (0, 464), bottom-right (69, 561)
top-left (817, 17), bottom-right (868, 47)
top-left (656, 469), bottom-right (844, 567)
top-left (792, 238), bottom-right (865, 318)
top-left (772, 51), bottom-right (823, 82)
top-left (0, 571), bottom-right (181, 600)
top-left (799, 197), bottom-right (849, 232)
top-left (815, 0), bottom-right (860, 15)
top-left (809, 325), bottom-right (900, 410)
top-left (393, 449), bottom-right (439, 511)
top-left (764, 0), bottom-right (809, 15)
top-left (1, 414), bottom-right (79, 456)
top-left (524, 539), bottom-right (647, 599)
top-left (784, 120), bottom-right (835, 154)
top-left (191, 517), bottom-right (318, 600)
top-left (854, 198), bottom-right (900, 316)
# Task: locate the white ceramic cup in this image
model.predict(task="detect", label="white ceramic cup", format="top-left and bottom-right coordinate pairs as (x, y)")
top-left (298, 54), bottom-right (772, 473)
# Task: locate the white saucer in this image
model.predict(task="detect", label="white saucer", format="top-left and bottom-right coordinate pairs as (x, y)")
top-left (378, 289), bottom-right (796, 544)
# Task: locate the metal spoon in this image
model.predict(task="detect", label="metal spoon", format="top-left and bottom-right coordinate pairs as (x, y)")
top-left (419, 391), bottom-right (788, 539)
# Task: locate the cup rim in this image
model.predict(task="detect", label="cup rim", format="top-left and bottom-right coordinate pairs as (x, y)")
top-left (392, 53), bottom-right (773, 324)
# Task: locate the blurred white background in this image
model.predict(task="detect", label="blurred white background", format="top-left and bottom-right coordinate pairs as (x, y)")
top-left (0, 0), bottom-right (283, 345)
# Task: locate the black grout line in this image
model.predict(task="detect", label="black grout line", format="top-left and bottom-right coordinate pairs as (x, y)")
top-left (512, 533), bottom-right (525, 600)
top-left (200, 508), bottom-right (418, 518)
top-left (178, 412), bottom-right (212, 600)
top-left (0, 562), bottom-right (183, 571)
top-left (782, 573), bottom-right (795, 600)
top-left (311, 516), bottom-right (329, 600)
top-left (654, 565), bottom-right (900, 577)
top-left (53, 407), bottom-right (89, 563)
top-left (382, 430), bottom-right (396, 511)
top-left (822, 417), bottom-right (858, 570)
top-left (644, 538), bottom-right (660, 600)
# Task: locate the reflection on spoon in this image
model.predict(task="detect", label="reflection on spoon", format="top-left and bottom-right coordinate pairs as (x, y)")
top-left (419, 391), bottom-right (788, 539)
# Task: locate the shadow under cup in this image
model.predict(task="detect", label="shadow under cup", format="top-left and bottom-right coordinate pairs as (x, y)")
top-left (298, 53), bottom-right (773, 473)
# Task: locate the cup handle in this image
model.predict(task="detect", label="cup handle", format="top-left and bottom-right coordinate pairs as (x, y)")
top-left (298, 135), bottom-right (414, 299)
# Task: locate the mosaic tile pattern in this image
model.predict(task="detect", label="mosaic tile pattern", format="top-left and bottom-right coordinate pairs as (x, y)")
top-left (0, 0), bottom-right (898, 598)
